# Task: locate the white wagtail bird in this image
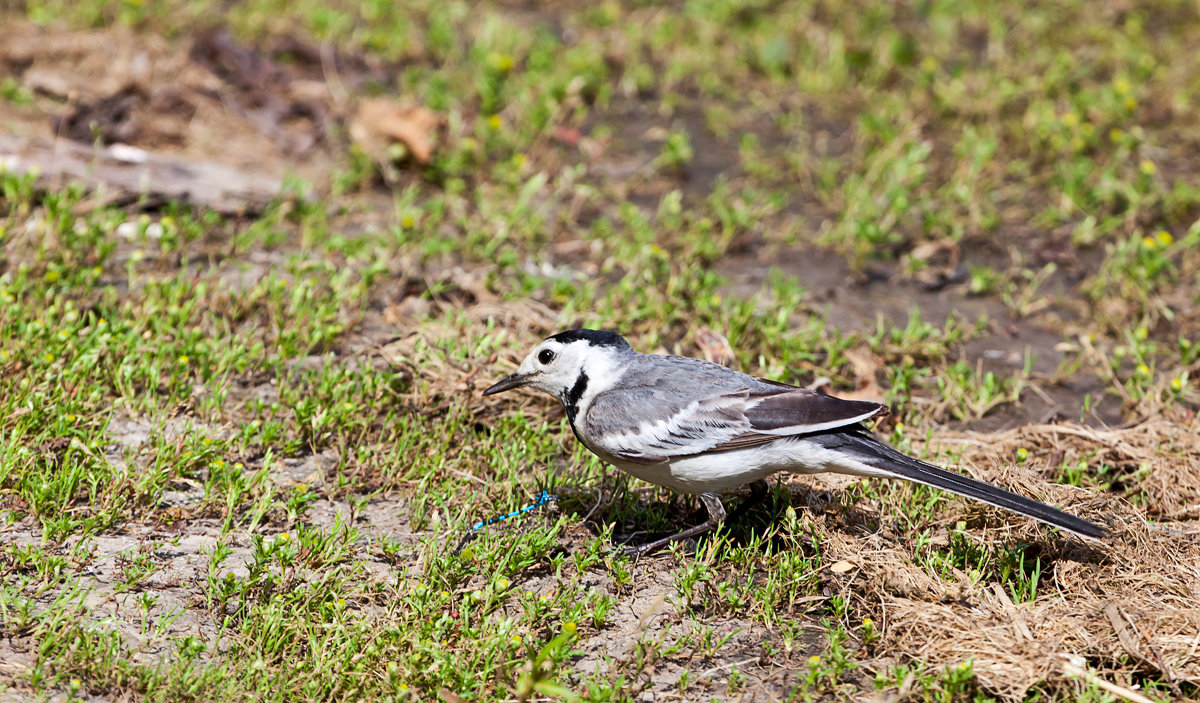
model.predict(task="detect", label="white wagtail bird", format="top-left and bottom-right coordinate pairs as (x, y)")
top-left (484, 329), bottom-right (1108, 554)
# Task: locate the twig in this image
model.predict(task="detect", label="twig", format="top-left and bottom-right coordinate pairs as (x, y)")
top-left (1104, 602), bottom-right (1155, 671)
top-left (448, 468), bottom-right (486, 485)
top-left (1060, 659), bottom-right (1156, 703)
top-left (319, 40), bottom-right (350, 109)
top-left (992, 584), bottom-right (1033, 642)
top-left (699, 656), bottom-right (759, 681)
top-left (1122, 609), bottom-right (1178, 694)
top-left (581, 485), bottom-right (604, 523)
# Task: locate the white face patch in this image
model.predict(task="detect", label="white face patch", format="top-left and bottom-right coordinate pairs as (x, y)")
top-left (518, 339), bottom-right (586, 397)
top-left (518, 338), bottom-right (628, 410)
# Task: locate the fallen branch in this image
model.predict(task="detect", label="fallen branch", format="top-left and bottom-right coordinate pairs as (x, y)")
top-left (0, 134), bottom-right (282, 214)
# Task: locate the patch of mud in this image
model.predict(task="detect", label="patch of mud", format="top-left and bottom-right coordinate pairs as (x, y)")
top-left (584, 99), bottom-right (745, 209)
top-left (720, 247), bottom-right (1126, 427)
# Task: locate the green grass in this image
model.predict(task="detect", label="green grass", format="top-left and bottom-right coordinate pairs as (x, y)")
top-left (2, 0), bottom-right (1199, 700)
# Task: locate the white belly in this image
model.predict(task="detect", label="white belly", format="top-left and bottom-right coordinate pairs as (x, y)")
top-left (604, 436), bottom-right (892, 494)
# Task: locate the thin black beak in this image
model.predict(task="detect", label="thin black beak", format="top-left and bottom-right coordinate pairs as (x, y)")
top-left (482, 373), bottom-right (532, 396)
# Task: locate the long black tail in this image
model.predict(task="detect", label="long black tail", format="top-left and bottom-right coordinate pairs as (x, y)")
top-left (822, 430), bottom-right (1109, 540)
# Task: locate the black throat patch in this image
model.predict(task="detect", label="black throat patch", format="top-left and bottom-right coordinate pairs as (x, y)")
top-left (564, 371), bottom-right (589, 423)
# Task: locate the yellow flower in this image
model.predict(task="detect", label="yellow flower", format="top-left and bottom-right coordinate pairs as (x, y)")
top-left (1124, 97), bottom-right (1137, 111)
top-left (1136, 364), bottom-right (1151, 377)
top-left (496, 578), bottom-right (510, 590)
top-left (920, 56), bottom-right (940, 73)
top-left (1156, 231), bottom-right (1173, 247)
top-left (488, 52), bottom-right (515, 74)
top-left (862, 618), bottom-right (873, 626)
top-left (278, 532), bottom-right (291, 542)
top-left (1059, 111), bottom-right (1079, 128)
top-left (511, 153), bottom-right (526, 169)
top-left (809, 655), bottom-right (821, 664)
top-left (178, 355), bottom-right (190, 365)
top-left (43, 352), bottom-right (55, 363)
top-left (401, 215), bottom-right (415, 229)
top-left (1113, 77), bottom-right (1131, 95)
top-left (1170, 378), bottom-right (1183, 393)
top-left (510, 634), bottom-right (522, 644)
top-left (562, 621), bottom-right (577, 635)
top-left (1142, 236), bottom-right (1156, 249)
top-left (1139, 159), bottom-right (1156, 175)
top-left (487, 114), bottom-right (502, 130)
top-left (337, 598), bottom-right (346, 607)
top-left (44, 269), bottom-right (61, 283)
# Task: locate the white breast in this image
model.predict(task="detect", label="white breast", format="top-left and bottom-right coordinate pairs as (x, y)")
top-left (573, 352), bottom-right (628, 420)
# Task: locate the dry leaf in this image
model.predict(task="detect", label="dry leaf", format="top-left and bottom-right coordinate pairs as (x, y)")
top-left (696, 327), bottom-right (735, 366)
top-left (829, 560), bottom-right (857, 573)
top-left (837, 346), bottom-right (886, 403)
top-left (553, 124), bottom-right (581, 145)
top-left (843, 346), bottom-right (878, 380)
top-left (350, 98), bottom-right (439, 164)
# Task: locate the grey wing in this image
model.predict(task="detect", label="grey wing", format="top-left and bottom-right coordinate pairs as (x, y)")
top-left (584, 357), bottom-right (888, 464)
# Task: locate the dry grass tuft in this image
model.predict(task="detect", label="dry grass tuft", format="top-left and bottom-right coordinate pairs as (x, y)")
top-left (808, 416), bottom-right (1200, 699)
top-left (941, 415), bottom-right (1200, 519)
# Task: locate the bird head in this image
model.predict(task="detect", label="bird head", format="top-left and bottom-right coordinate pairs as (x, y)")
top-left (483, 329), bottom-right (632, 404)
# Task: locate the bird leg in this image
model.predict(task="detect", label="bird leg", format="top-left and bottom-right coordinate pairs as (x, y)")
top-left (620, 492), bottom-right (726, 556)
top-left (725, 479), bottom-right (770, 525)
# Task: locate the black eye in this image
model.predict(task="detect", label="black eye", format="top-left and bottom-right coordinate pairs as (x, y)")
top-left (537, 349), bottom-right (555, 365)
